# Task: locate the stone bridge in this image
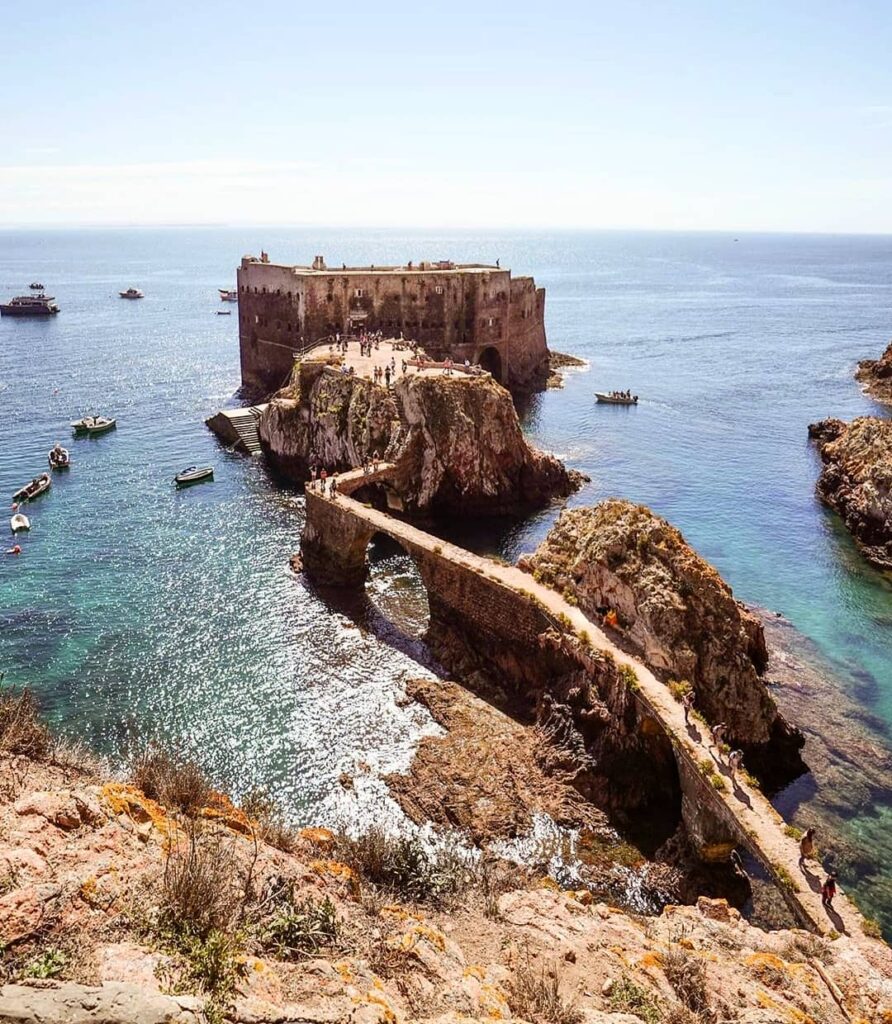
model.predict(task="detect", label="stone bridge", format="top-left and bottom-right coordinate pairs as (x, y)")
top-left (300, 466), bottom-right (878, 943)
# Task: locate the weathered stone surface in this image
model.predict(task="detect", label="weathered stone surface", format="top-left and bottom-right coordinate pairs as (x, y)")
top-left (524, 500), bottom-right (805, 788)
top-left (809, 416), bottom-right (892, 570)
top-left (857, 339), bottom-right (892, 403)
top-left (262, 361), bottom-right (581, 515)
top-left (0, 883), bottom-right (61, 944)
top-left (0, 982), bottom-right (200, 1023)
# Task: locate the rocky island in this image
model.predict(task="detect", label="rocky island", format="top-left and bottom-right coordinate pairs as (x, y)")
top-left (259, 357), bottom-right (583, 515)
top-left (856, 339), bottom-right (892, 404)
top-left (808, 417), bottom-right (892, 571)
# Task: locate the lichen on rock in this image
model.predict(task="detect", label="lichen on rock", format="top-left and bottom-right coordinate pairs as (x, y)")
top-left (523, 499), bottom-right (806, 788)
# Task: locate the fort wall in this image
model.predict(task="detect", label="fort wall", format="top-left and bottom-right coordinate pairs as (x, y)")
top-left (236, 256), bottom-right (550, 397)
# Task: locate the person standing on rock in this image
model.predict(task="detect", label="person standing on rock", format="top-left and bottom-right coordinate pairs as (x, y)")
top-left (711, 722), bottom-right (727, 754)
top-left (728, 749), bottom-right (744, 782)
top-left (821, 872), bottom-right (837, 908)
top-left (682, 690), bottom-right (695, 724)
top-left (320, 468), bottom-right (327, 494)
top-left (798, 828), bottom-right (816, 869)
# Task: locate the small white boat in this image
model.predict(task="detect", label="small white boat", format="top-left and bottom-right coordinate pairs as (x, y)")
top-left (174, 465), bottom-right (214, 487)
top-left (119, 288), bottom-right (144, 299)
top-left (218, 289), bottom-right (238, 302)
top-left (10, 513), bottom-right (30, 533)
top-left (595, 392), bottom-right (639, 405)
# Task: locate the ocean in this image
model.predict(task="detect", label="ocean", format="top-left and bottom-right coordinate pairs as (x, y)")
top-left (2, 227), bottom-right (892, 924)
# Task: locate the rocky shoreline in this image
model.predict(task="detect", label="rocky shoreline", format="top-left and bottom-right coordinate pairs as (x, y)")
top-left (857, 339), bottom-right (892, 404)
top-left (808, 417), bottom-right (892, 571)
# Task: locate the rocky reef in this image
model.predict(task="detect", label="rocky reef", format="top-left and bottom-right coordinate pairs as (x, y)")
top-left (259, 358), bottom-right (582, 515)
top-left (809, 417), bottom-right (892, 571)
top-left (857, 340), bottom-right (892, 403)
top-left (522, 500), bottom-right (806, 789)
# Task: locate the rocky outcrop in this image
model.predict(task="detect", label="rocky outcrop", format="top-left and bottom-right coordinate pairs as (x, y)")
top-left (857, 340), bottom-right (892, 403)
top-left (258, 358), bottom-right (398, 480)
top-left (1, 710), bottom-right (890, 1022)
top-left (809, 417), bottom-right (892, 571)
top-left (259, 358), bottom-right (582, 515)
top-left (388, 374), bottom-right (582, 515)
top-left (523, 501), bottom-right (806, 789)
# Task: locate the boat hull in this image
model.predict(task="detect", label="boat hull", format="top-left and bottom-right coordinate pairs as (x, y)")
top-left (0, 305), bottom-right (59, 317)
top-left (10, 515), bottom-right (30, 533)
top-left (595, 393), bottom-right (638, 405)
top-left (175, 468), bottom-right (214, 487)
top-left (12, 477), bottom-right (51, 502)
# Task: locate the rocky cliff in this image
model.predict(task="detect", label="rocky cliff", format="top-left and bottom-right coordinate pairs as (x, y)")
top-left (809, 417), bottom-right (892, 571)
top-left (522, 500), bottom-right (806, 789)
top-left (857, 340), bottom-right (892, 403)
top-left (259, 359), bottom-right (581, 515)
top-left (2, 713), bottom-right (890, 1024)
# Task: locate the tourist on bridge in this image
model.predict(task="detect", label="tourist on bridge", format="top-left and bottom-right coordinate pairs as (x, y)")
top-left (682, 689), bottom-right (695, 724)
top-left (329, 472), bottom-right (339, 499)
top-left (798, 827), bottom-right (816, 868)
top-left (320, 467), bottom-right (327, 493)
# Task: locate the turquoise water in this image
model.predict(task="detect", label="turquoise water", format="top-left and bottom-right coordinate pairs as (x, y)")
top-left (3, 228), bottom-right (892, 916)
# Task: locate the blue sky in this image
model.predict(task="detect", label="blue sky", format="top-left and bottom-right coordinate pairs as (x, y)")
top-left (2, 0), bottom-right (891, 230)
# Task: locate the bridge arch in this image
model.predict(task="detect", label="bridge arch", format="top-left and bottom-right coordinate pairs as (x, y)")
top-left (477, 346), bottom-right (503, 383)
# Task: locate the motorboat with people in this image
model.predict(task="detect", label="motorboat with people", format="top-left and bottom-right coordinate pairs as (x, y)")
top-left (174, 466), bottom-right (214, 488)
top-left (595, 391), bottom-right (639, 406)
top-left (12, 474), bottom-right (51, 503)
top-left (48, 444), bottom-right (71, 469)
top-left (1, 293), bottom-right (60, 316)
top-left (71, 415), bottom-right (117, 436)
top-left (218, 288), bottom-right (238, 302)
top-left (29, 282), bottom-right (44, 290)
top-left (10, 513), bottom-right (30, 533)
top-left (119, 287), bottom-right (144, 299)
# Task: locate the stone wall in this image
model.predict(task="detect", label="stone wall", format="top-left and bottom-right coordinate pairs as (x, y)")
top-left (236, 257), bottom-right (549, 397)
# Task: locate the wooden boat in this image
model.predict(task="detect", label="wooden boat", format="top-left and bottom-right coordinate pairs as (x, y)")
top-left (595, 392), bottom-right (639, 405)
top-left (48, 446), bottom-right (71, 469)
top-left (13, 474), bottom-right (51, 502)
top-left (71, 416), bottom-right (116, 435)
top-left (175, 466), bottom-right (214, 488)
top-left (10, 513), bottom-right (30, 533)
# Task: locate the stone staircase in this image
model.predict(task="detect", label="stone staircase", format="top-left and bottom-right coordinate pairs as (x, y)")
top-left (225, 406), bottom-right (264, 455)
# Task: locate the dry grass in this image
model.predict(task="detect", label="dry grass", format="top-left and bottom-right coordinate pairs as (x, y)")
top-left (130, 743), bottom-right (211, 817)
top-left (663, 944), bottom-right (709, 1013)
top-left (0, 684), bottom-right (50, 759)
top-left (240, 789), bottom-right (299, 852)
top-left (506, 955), bottom-right (582, 1024)
top-left (161, 827), bottom-right (241, 939)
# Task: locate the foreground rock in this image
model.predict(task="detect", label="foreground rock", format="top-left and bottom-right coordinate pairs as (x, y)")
top-left (809, 417), bottom-right (892, 570)
top-left (258, 358), bottom-right (582, 515)
top-left (523, 500), bottom-right (806, 789)
top-left (857, 340), bottom-right (892, 403)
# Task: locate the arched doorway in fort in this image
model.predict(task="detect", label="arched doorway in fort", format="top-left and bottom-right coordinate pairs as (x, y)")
top-left (477, 346), bottom-right (503, 383)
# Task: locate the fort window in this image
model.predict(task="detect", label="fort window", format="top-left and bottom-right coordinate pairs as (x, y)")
top-left (326, 294), bottom-right (333, 303)
top-left (354, 288), bottom-right (363, 298)
top-left (435, 286), bottom-right (444, 295)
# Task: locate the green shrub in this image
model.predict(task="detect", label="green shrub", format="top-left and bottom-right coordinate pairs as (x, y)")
top-left (608, 974), bottom-right (661, 1023)
top-left (668, 679), bottom-right (693, 701)
top-left (619, 664), bottom-right (640, 691)
top-left (783, 825), bottom-right (803, 840)
top-left (774, 865), bottom-right (798, 893)
top-left (259, 888), bottom-right (340, 959)
top-left (862, 917), bottom-right (884, 940)
top-left (22, 948), bottom-right (67, 980)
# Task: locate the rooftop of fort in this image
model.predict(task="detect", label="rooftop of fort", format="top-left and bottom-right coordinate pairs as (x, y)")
top-left (239, 254), bottom-right (510, 276)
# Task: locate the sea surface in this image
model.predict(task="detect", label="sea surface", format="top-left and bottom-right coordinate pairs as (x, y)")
top-left (2, 228), bottom-right (892, 924)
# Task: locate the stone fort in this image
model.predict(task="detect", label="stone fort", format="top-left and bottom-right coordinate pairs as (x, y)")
top-left (236, 254), bottom-right (549, 396)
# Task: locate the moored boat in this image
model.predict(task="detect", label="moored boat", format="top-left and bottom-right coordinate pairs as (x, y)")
top-left (595, 392), bottom-right (639, 405)
top-left (119, 287), bottom-right (144, 299)
top-left (12, 474), bottom-right (51, 502)
top-left (10, 513), bottom-right (30, 533)
top-left (1, 294), bottom-right (60, 316)
top-left (216, 310), bottom-right (232, 315)
top-left (71, 416), bottom-right (117, 436)
top-left (174, 466), bottom-right (214, 487)
top-left (218, 288), bottom-right (238, 302)
top-left (48, 445), bottom-right (71, 469)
